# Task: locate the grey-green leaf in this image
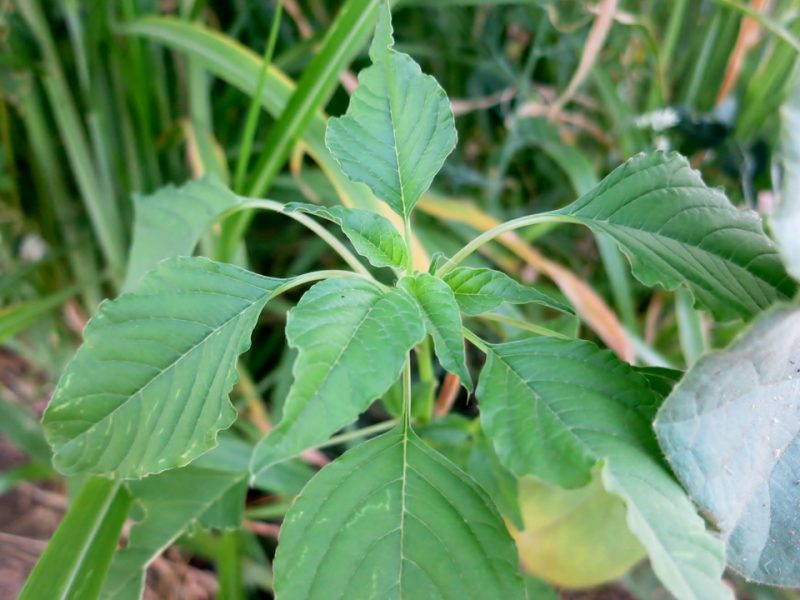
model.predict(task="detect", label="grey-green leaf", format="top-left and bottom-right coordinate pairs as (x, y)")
top-left (556, 151), bottom-right (796, 320)
top-left (400, 273), bottom-right (472, 390)
top-left (476, 337), bottom-right (730, 600)
top-left (774, 79), bottom-right (800, 280)
top-left (123, 176), bottom-right (241, 291)
top-left (43, 257), bottom-right (286, 479)
top-left (655, 305), bottom-right (800, 586)
top-left (250, 278), bottom-right (425, 477)
top-left (274, 426), bottom-right (525, 599)
top-left (285, 202), bottom-right (408, 269)
top-left (325, 3), bottom-right (456, 219)
top-left (442, 266), bottom-right (573, 316)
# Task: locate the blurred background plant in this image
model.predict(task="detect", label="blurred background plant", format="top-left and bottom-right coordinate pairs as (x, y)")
top-left (1, 0), bottom-right (798, 598)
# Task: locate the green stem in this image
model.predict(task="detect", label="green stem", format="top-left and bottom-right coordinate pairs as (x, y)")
top-left (462, 327), bottom-right (489, 354)
top-left (314, 419), bottom-right (400, 450)
top-left (435, 213), bottom-right (568, 277)
top-left (222, 198), bottom-right (372, 276)
top-left (477, 312), bottom-right (571, 339)
top-left (272, 269), bottom-right (372, 298)
top-left (402, 358), bottom-right (412, 429)
top-left (233, 0), bottom-right (284, 192)
top-left (245, 500), bottom-right (295, 520)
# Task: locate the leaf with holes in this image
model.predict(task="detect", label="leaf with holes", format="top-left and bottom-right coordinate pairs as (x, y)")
top-left (556, 151), bottom-right (796, 320)
top-left (273, 426), bottom-right (525, 599)
top-left (285, 202), bottom-right (408, 269)
top-left (325, 3), bottom-right (456, 219)
top-left (250, 278), bottom-right (425, 477)
top-left (476, 337), bottom-right (731, 600)
top-left (655, 305), bottom-right (800, 586)
top-left (43, 257), bottom-right (286, 479)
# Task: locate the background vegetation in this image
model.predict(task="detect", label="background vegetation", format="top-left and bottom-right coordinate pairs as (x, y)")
top-left (1, 0), bottom-right (799, 598)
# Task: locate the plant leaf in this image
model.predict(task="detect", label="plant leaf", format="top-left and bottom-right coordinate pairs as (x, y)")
top-left (43, 257), bottom-right (286, 479)
top-left (285, 202), bottom-right (408, 269)
top-left (250, 278), bottom-right (425, 476)
top-left (556, 151), bottom-right (796, 320)
top-left (476, 337), bottom-right (731, 600)
top-left (655, 305), bottom-right (800, 586)
top-left (123, 176), bottom-right (241, 291)
top-left (512, 469), bottom-right (646, 588)
top-left (18, 477), bottom-right (132, 600)
top-left (442, 266), bottom-right (573, 316)
top-left (100, 466), bottom-right (247, 600)
top-left (399, 273), bottom-right (472, 390)
top-left (325, 3), bottom-right (457, 219)
top-left (774, 79), bottom-right (800, 281)
top-left (273, 426), bottom-right (525, 599)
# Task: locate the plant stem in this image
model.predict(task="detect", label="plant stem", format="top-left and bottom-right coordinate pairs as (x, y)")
top-left (225, 198), bottom-right (372, 276)
top-left (477, 312), bottom-right (571, 339)
top-left (233, 0), bottom-right (284, 192)
top-left (402, 358), bottom-right (412, 428)
top-left (272, 269), bottom-right (371, 298)
top-left (314, 419), bottom-right (400, 451)
top-left (462, 327), bottom-right (489, 354)
top-left (435, 213), bottom-right (567, 277)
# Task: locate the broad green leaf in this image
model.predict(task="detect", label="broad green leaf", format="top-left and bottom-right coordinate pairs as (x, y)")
top-left (123, 176), bottom-right (241, 291)
top-left (556, 151), bottom-right (796, 320)
top-left (19, 477), bottom-right (132, 600)
top-left (250, 278), bottom-right (425, 476)
top-left (511, 469), bottom-right (645, 588)
top-left (774, 79), bottom-right (800, 280)
top-left (43, 257), bottom-right (286, 479)
top-left (476, 337), bottom-right (730, 600)
top-left (274, 427), bottom-right (525, 599)
top-left (325, 3), bottom-right (457, 219)
top-left (441, 266), bottom-right (573, 316)
top-left (655, 305), bottom-right (800, 586)
top-left (467, 432), bottom-right (523, 529)
top-left (399, 273), bottom-right (472, 390)
top-left (286, 202), bottom-right (408, 269)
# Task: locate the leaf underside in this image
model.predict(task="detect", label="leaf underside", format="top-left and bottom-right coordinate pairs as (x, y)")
top-left (250, 278), bottom-right (425, 476)
top-left (557, 151), bottom-right (796, 320)
top-left (44, 257), bottom-right (284, 479)
top-left (274, 426), bottom-right (525, 599)
top-left (476, 337), bottom-right (731, 600)
top-left (656, 305), bottom-right (800, 586)
top-left (123, 176), bottom-right (240, 291)
top-left (285, 202), bottom-right (408, 269)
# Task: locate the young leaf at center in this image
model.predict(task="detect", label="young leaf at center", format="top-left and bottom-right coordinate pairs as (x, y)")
top-left (325, 3), bottom-right (457, 219)
top-left (400, 273), bottom-right (472, 390)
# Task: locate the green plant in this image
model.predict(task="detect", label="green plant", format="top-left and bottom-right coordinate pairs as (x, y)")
top-left (17, 3), bottom-right (800, 599)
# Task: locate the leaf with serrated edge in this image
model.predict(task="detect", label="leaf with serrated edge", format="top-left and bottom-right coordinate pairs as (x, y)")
top-left (250, 278), bottom-right (425, 476)
top-left (286, 202), bottom-right (408, 269)
top-left (325, 3), bottom-right (456, 219)
top-left (655, 305), bottom-right (800, 586)
top-left (43, 257), bottom-right (285, 479)
top-left (442, 266), bottom-right (573, 316)
top-left (123, 176), bottom-right (240, 291)
top-left (274, 426), bottom-right (525, 599)
top-left (400, 273), bottom-right (472, 391)
top-left (556, 151), bottom-right (795, 320)
top-left (476, 337), bottom-right (730, 600)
